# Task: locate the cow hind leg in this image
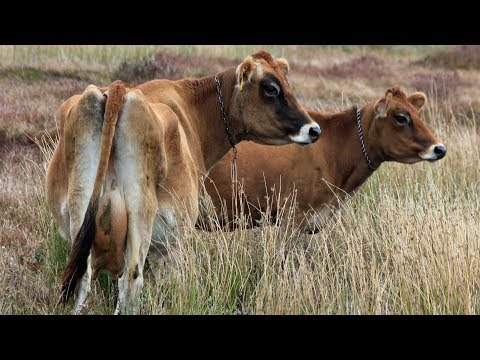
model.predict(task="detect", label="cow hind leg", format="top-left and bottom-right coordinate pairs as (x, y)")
top-left (64, 85), bottom-right (105, 312)
top-left (116, 218), bottom-right (154, 315)
top-left (116, 220), bottom-right (154, 315)
top-left (73, 255), bottom-right (92, 313)
top-left (114, 90), bottom-right (162, 314)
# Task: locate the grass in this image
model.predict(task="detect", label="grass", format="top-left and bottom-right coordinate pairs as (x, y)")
top-left (0, 45), bottom-right (478, 314)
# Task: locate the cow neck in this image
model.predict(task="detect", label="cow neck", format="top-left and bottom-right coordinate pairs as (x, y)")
top-left (184, 68), bottom-right (242, 171)
top-left (312, 102), bottom-right (385, 193)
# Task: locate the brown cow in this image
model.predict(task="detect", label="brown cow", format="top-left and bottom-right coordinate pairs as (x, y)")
top-left (202, 86), bottom-right (446, 233)
top-left (46, 50), bottom-right (321, 314)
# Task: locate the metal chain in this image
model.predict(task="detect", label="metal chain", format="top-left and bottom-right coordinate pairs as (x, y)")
top-left (214, 74), bottom-right (238, 180)
top-left (355, 107), bottom-right (376, 172)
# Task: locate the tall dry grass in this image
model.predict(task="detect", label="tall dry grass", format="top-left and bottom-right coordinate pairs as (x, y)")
top-left (0, 45), bottom-right (478, 314)
top-left (141, 96), bottom-right (479, 315)
top-left (1, 90), bottom-right (478, 314)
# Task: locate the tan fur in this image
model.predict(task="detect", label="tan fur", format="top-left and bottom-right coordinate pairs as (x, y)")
top-left (60, 81), bottom-right (127, 303)
top-left (46, 50), bottom-right (316, 313)
top-left (275, 58), bottom-right (290, 76)
top-left (203, 86), bottom-right (444, 233)
top-left (235, 56), bottom-right (256, 90)
top-left (374, 97), bottom-right (387, 117)
top-left (407, 92), bottom-right (427, 110)
top-left (91, 155), bottom-right (127, 279)
top-left (91, 81), bottom-right (126, 204)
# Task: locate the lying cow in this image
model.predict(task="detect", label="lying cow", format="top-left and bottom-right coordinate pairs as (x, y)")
top-left (202, 86), bottom-right (446, 233)
top-left (46, 50), bottom-right (321, 314)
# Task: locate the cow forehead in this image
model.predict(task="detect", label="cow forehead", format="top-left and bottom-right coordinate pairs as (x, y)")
top-left (254, 57), bottom-right (290, 88)
top-left (251, 51), bottom-right (289, 85)
top-left (388, 90), bottom-right (422, 115)
top-left (391, 97), bottom-right (418, 115)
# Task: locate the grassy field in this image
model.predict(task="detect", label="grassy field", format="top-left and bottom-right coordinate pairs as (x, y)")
top-left (0, 45), bottom-right (478, 314)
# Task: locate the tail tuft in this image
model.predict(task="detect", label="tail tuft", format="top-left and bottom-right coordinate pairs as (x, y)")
top-left (60, 199), bottom-right (99, 303)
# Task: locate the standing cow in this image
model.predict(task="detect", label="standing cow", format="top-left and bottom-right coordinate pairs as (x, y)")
top-left (46, 50), bottom-right (321, 313)
top-left (203, 86), bottom-right (446, 232)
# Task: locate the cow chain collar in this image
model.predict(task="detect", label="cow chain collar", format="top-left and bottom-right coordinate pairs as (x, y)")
top-left (214, 74), bottom-right (238, 179)
top-left (355, 107), bottom-right (376, 172)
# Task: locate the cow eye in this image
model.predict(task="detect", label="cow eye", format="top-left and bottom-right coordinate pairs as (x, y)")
top-left (262, 82), bottom-right (280, 97)
top-left (394, 114), bottom-right (410, 125)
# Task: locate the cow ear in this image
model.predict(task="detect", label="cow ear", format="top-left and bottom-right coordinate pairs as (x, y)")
top-left (374, 92), bottom-right (393, 118)
top-left (408, 92), bottom-right (427, 110)
top-left (374, 98), bottom-right (387, 118)
top-left (235, 56), bottom-right (256, 91)
top-left (275, 58), bottom-right (290, 76)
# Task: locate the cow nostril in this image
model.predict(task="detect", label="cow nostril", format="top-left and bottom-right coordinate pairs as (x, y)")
top-left (309, 125), bottom-right (321, 139)
top-left (434, 144), bottom-right (446, 158)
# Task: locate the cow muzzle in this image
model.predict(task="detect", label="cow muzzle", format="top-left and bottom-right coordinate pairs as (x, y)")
top-left (419, 143), bottom-right (447, 161)
top-left (289, 123), bottom-right (321, 144)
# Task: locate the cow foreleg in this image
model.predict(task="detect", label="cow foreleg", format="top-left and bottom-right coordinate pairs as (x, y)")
top-left (146, 206), bottom-right (179, 285)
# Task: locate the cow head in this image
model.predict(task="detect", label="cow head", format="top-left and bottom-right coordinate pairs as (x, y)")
top-left (373, 86), bottom-right (446, 163)
top-left (230, 50), bottom-right (321, 145)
